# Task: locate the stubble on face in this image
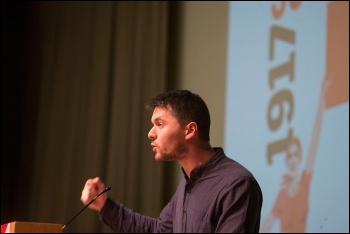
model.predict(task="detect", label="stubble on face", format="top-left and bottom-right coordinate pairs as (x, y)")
top-left (157, 140), bottom-right (188, 161)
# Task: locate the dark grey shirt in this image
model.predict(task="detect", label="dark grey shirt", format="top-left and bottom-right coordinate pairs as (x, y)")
top-left (99, 147), bottom-right (263, 233)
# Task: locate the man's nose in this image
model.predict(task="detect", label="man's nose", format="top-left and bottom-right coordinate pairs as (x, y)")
top-left (148, 126), bottom-right (156, 140)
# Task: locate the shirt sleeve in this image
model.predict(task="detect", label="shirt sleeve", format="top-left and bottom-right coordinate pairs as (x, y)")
top-left (215, 176), bottom-right (263, 233)
top-left (98, 197), bottom-right (173, 233)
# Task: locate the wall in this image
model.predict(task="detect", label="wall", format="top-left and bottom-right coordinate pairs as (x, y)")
top-left (174, 1), bottom-right (228, 147)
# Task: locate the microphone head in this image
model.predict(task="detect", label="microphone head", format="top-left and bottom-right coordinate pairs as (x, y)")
top-left (105, 186), bottom-right (112, 191)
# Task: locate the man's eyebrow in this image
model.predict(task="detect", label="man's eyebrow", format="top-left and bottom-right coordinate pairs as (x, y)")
top-left (152, 116), bottom-right (162, 122)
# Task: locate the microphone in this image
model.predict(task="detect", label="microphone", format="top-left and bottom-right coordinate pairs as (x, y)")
top-left (62, 186), bottom-right (112, 230)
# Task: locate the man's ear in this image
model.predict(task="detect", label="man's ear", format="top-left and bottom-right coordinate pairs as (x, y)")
top-left (185, 122), bottom-right (197, 140)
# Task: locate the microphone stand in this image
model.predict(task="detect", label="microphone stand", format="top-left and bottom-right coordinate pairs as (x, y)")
top-left (62, 186), bottom-right (112, 230)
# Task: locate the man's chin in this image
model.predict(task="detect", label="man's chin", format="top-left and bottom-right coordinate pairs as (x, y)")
top-left (154, 154), bottom-right (164, 161)
top-left (154, 154), bottom-right (173, 162)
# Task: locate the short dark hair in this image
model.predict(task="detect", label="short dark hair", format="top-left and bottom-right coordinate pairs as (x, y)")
top-left (146, 90), bottom-right (211, 141)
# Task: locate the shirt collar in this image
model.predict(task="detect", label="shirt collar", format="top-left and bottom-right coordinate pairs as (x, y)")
top-left (182, 147), bottom-right (225, 183)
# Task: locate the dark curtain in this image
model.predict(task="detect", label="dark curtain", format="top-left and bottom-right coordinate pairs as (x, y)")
top-left (1, 1), bottom-right (172, 232)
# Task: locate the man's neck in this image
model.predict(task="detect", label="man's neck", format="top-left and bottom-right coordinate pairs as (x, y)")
top-left (179, 145), bottom-right (214, 178)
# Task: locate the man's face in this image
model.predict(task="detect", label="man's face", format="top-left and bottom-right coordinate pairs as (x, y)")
top-left (286, 142), bottom-right (301, 176)
top-left (148, 106), bottom-right (188, 161)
